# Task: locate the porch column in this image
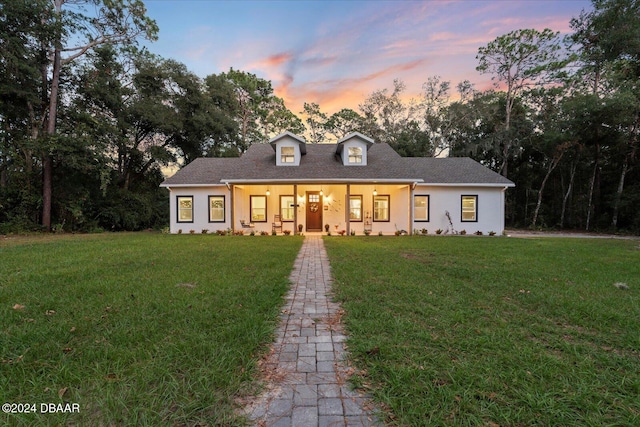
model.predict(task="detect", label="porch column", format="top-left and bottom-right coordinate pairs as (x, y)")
top-left (345, 184), bottom-right (351, 236)
top-left (409, 183), bottom-right (414, 235)
top-left (294, 184), bottom-right (298, 234)
top-left (230, 184), bottom-right (235, 233)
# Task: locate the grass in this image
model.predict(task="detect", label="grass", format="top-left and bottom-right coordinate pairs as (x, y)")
top-left (0, 232), bottom-right (303, 426)
top-left (323, 235), bottom-right (640, 426)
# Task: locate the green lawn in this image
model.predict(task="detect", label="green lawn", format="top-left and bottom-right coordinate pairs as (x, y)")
top-left (0, 233), bottom-right (303, 426)
top-left (324, 236), bottom-right (640, 426)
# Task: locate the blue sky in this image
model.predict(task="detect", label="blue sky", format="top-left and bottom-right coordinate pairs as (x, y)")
top-left (142, 0), bottom-right (593, 114)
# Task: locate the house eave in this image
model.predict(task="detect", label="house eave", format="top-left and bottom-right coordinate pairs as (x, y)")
top-left (160, 183), bottom-right (226, 188)
top-left (417, 182), bottom-right (515, 188)
top-left (221, 178), bottom-right (424, 185)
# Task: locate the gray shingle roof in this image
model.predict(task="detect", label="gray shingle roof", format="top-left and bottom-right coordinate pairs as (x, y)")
top-left (161, 143), bottom-right (514, 187)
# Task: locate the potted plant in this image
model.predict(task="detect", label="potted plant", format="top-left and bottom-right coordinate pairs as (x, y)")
top-left (298, 224), bottom-right (303, 233)
top-left (324, 224), bottom-right (330, 232)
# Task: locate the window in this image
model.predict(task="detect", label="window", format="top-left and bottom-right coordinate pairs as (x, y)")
top-left (414, 195), bottom-right (429, 221)
top-left (373, 195), bottom-right (390, 222)
top-left (461, 195), bottom-right (477, 222)
top-left (349, 195), bottom-right (362, 221)
top-left (280, 195), bottom-right (295, 221)
top-left (177, 196), bottom-right (193, 223)
top-left (209, 196), bottom-right (225, 222)
top-left (348, 146), bottom-right (362, 164)
top-left (250, 195), bottom-right (267, 222)
top-left (308, 193), bottom-right (320, 203)
top-left (281, 146), bottom-right (295, 163)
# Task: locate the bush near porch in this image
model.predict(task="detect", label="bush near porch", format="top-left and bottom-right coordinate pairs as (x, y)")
top-left (0, 233), bottom-right (302, 426)
top-left (324, 236), bottom-right (640, 426)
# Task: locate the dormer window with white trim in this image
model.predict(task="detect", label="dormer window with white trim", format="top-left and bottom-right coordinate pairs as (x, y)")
top-left (281, 146), bottom-right (295, 163)
top-left (348, 147), bottom-right (363, 164)
top-left (336, 132), bottom-right (373, 166)
top-left (270, 131), bottom-right (306, 166)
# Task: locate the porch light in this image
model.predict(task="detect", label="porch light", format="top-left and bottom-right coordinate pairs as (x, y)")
top-left (266, 188), bottom-right (270, 196)
top-left (320, 187), bottom-right (323, 196)
top-left (373, 188), bottom-right (377, 196)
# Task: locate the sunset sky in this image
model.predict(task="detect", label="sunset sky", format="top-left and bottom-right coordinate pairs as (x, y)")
top-left (142, 0), bottom-right (593, 115)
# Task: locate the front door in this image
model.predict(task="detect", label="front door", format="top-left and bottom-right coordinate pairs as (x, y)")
top-left (306, 191), bottom-right (323, 231)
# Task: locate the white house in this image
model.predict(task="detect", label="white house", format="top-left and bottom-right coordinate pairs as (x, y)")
top-left (160, 132), bottom-right (515, 235)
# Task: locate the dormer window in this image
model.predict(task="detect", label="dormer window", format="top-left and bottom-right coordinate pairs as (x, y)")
top-left (270, 132), bottom-right (306, 166)
top-left (348, 147), bottom-right (363, 164)
top-left (337, 132), bottom-right (373, 166)
top-left (281, 146), bottom-right (295, 163)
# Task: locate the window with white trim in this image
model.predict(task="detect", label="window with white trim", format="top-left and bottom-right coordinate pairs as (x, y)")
top-left (414, 195), bottom-right (429, 221)
top-left (373, 195), bottom-right (390, 222)
top-left (348, 146), bottom-right (363, 164)
top-left (280, 195), bottom-right (295, 221)
top-left (461, 195), bottom-right (477, 222)
top-left (177, 196), bottom-right (193, 223)
top-left (281, 146), bottom-right (295, 163)
top-left (250, 195), bottom-right (267, 222)
top-left (209, 196), bottom-right (225, 222)
top-left (349, 195), bottom-right (362, 221)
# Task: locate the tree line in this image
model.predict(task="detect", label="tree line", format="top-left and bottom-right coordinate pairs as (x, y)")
top-left (1, 0), bottom-right (638, 234)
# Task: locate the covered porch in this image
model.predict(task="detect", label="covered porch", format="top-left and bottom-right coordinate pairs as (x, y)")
top-left (226, 181), bottom-right (417, 235)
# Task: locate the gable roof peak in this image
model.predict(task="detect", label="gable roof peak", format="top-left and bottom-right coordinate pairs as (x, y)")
top-left (337, 131), bottom-right (374, 145)
top-left (269, 131), bottom-right (307, 155)
top-left (268, 131), bottom-right (306, 144)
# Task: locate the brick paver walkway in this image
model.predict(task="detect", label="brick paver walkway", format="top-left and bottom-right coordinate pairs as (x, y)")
top-left (243, 235), bottom-right (380, 426)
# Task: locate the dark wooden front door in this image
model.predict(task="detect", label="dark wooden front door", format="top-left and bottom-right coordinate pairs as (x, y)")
top-left (306, 191), bottom-right (323, 231)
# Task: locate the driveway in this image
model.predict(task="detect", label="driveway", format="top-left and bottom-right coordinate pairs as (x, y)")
top-left (506, 229), bottom-right (639, 240)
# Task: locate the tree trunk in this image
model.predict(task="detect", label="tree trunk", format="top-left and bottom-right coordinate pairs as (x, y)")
top-left (560, 161), bottom-right (577, 228)
top-left (42, 0), bottom-right (63, 231)
top-left (585, 156), bottom-right (598, 231)
top-left (611, 155), bottom-right (628, 228)
top-left (531, 153), bottom-right (563, 228)
top-left (42, 44), bottom-right (61, 231)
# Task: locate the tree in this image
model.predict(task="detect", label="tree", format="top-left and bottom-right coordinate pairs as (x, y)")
top-left (300, 102), bottom-right (328, 144)
top-left (324, 108), bottom-right (366, 141)
top-left (0, 0), bottom-right (55, 228)
top-left (566, 0), bottom-right (640, 230)
top-left (261, 96), bottom-right (305, 140)
top-left (358, 79), bottom-right (415, 146)
top-left (40, 0), bottom-right (157, 230)
top-left (476, 28), bottom-right (564, 177)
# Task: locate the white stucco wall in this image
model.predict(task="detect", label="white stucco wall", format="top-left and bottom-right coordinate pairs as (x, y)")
top-left (168, 186), bottom-right (230, 233)
top-left (167, 184), bottom-right (508, 235)
top-left (412, 185), bottom-right (507, 235)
